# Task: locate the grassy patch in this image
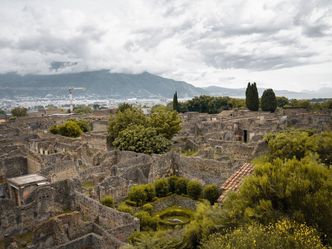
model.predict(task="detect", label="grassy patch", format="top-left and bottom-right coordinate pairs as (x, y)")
top-left (181, 149), bottom-right (199, 157)
top-left (155, 206), bottom-right (193, 227)
top-left (82, 181), bottom-right (94, 191)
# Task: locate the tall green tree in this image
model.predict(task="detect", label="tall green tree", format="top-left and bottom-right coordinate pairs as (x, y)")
top-left (149, 105), bottom-right (181, 139)
top-left (108, 107), bottom-right (147, 143)
top-left (112, 125), bottom-right (171, 154)
top-left (245, 82), bottom-right (259, 111)
top-left (261, 88), bottom-right (277, 112)
top-left (172, 91), bottom-right (179, 112)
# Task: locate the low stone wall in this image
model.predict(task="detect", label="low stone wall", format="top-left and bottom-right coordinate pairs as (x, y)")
top-left (54, 233), bottom-right (105, 249)
top-left (73, 191), bottom-right (139, 241)
top-left (179, 156), bottom-right (240, 185)
top-left (152, 195), bottom-right (197, 213)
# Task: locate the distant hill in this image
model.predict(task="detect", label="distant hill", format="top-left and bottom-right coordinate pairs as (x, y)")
top-left (0, 70), bottom-right (330, 99)
top-left (0, 70), bottom-right (206, 99)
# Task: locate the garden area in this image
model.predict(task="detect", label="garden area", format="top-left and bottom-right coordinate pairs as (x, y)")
top-left (98, 175), bottom-right (220, 242)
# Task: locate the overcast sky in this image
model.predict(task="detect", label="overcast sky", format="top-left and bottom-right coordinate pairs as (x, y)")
top-left (0, 0), bottom-right (332, 91)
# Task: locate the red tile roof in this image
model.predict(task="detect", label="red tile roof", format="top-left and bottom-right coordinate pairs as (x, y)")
top-left (218, 162), bottom-right (254, 203)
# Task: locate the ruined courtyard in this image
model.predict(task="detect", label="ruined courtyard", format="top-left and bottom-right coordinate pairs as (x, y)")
top-left (0, 108), bottom-right (331, 249)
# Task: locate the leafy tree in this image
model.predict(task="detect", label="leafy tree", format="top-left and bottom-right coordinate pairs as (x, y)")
top-left (100, 195), bottom-right (114, 207)
top-left (264, 130), bottom-right (332, 168)
top-left (113, 125), bottom-right (171, 154)
top-left (11, 107), bottom-right (27, 117)
top-left (187, 180), bottom-right (202, 200)
top-left (149, 105), bottom-right (181, 139)
top-left (261, 88), bottom-right (277, 112)
top-left (173, 91), bottom-right (179, 112)
top-left (309, 132), bottom-right (332, 167)
top-left (264, 130), bottom-right (314, 161)
top-left (0, 109), bottom-right (6, 115)
top-left (221, 157), bottom-right (332, 244)
top-left (276, 96), bottom-right (289, 108)
top-left (202, 219), bottom-right (328, 249)
top-left (117, 102), bottom-right (134, 113)
top-left (154, 178), bottom-right (169, 197)
top-left (245, 82), bottom-right (259, 111)
top-left (108, 108), bottom-right (147, 144)
top-left (203, 184), bottom-right (220, 205)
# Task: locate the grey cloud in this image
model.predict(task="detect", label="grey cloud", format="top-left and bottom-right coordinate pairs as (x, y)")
top-left (205, 50), bottom-right (317, 71)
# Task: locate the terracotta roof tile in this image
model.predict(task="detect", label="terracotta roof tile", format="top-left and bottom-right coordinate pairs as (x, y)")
top-left (218, 163), bottom-right (253, 203)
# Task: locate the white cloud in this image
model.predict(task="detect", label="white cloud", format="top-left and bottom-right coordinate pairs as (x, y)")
top-left (0, 0), bottom-right (331, 91)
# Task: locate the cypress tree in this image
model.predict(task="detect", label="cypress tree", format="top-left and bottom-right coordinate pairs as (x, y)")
top-left (261, 88), bottom-right (277, 112)
top-left (245, 82), bottom-right (259, 111)
top-left (252, 82), bottom-right (259, 111)
top-left (173, 91), bottom-right (179, 112)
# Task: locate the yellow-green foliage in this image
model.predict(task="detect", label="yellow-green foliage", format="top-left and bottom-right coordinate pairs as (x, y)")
top-left (11, 107), bottom-right (27, 117)
top-left (222, 156), bottom-right (332, 244)
top-left (100, 195), bottom-right (114, 208)
top-left (264, 130), bottom-right (332, 167)
top-left (187, 180), bottom-right (202, 200)
top-left (82, 181), bottom-right (94, 190)
top-left (118, 202), bottom-right (134, 214)
top-left (108, 105), bottom-right (181, 154)
top-left (201, 219), bottom-right (328, 249)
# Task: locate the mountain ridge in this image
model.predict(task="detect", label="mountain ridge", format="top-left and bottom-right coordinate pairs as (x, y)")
top-left (0, 70), bottom-right (330, 99)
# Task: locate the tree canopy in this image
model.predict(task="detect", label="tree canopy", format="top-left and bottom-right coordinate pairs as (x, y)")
top-left (245, 82), bottom-right (259, 111)
top-left (108, 105), bottom-right (181, 154)
top-left (261, 88), bottom-right (277, 112)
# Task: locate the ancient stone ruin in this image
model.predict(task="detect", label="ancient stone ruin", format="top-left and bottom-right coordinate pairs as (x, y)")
top-left (0, 108), bottom-right (331, 248)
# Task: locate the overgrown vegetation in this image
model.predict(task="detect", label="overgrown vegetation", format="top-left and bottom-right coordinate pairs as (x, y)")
top-left (108, 104), bottom-right (181, 154)
top-left (125, 129), bottom-right (332, 248)
top-left (100, 195), bottom-right (114, 208)
top-left (11, 107), bottom-right (27, 117)
top-left (49, 119), bottom-right (91, 138)
top-left (171, 95), bottom-right (244, 114)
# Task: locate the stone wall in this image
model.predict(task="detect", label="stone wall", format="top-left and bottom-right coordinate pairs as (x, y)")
top-left (73, 191), bottom-right (139, 241)
top-left (152, 195), bottom-right (197, 213)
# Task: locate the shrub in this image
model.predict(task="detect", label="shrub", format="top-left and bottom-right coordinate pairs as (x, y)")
top-left (201, 219), bottom-right (328, 249)
top-left (100, 195), bottom-right (114, 208)
top-left (125, 200), bottom-right (138, 207)
top-left (118, 202), bottom-right (134, 214)
top-left (128, 185), bottom-right (147, 206)
top-left (261, 89), bottom-right (277, 112)
top-left (142, 203), bottom-right (154, 214)
top-left (58, 120), bottom-right (82, 137)
top-left (175, 177), bottom-right (189, 195)
top-left (11, 107), bottom-right (27, 117)
top-left (187, 180), bottom-right (202, 200)
top-left (154, 178), bottom-right (169, 197)
top-left (73, 119), bottom-right (92, 132)
top-left (203, 184), bottom-right (220, 205)
top-left (143, 184), bottom-right (156, 202)
top-left (168, 176), bottom-right (179, 193)
top-left (135, 211), bottom-right (158, 231)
